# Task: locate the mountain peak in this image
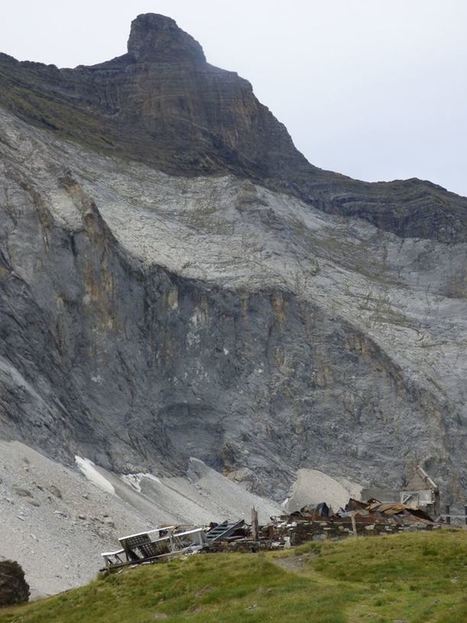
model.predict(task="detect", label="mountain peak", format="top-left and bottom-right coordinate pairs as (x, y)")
top-left (127, 13), bottom-right (206, 64)
top-left (0, 13), bottom-right (465, 243)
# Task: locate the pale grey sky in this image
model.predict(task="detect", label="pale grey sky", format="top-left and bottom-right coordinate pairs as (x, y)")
top-left (1, 0), bottom-right (466, 196)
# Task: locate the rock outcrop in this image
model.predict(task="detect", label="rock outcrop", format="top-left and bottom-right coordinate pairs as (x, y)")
top-left (0, 15), bottom-right (465, 504)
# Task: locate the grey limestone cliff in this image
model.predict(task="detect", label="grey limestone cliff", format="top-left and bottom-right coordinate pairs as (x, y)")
top-left (0, 15), bottom-right (466, 504)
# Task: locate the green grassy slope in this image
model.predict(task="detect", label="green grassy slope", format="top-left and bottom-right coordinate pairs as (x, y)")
top-left (1, 531), bottom-right (466, 623)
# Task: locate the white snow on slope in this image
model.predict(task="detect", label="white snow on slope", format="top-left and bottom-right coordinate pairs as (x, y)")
top-left (120, 472), bottom-right (161, 493)
top-left (75, 456), bottom-right (115, 495)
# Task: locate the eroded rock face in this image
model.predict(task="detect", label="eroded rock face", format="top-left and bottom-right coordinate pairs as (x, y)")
top-left (0, 16), bottom-right (466, 504)
top-left (0, 107), bottom-right (465, 503)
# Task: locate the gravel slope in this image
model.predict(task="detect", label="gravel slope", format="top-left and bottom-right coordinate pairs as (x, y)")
top-left (0, 440), bottom-right (280, 596)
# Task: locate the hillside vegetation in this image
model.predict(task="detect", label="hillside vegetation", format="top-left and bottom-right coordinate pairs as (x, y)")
top-left (0, 531), bottom-right (465, 623)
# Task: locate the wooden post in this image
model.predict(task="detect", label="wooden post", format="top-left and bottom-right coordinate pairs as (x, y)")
top-left (445, 505), bottom-right (451, 525)
top-left (251, 506), bottom-right (259, 541)
top-left (350, 512), bottom-right (357, 536)
top-left (464, 505), bottom-right (467, 526)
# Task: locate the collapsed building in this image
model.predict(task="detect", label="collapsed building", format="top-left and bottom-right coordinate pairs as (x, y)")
top-left (358, 466), bottom-right (442, 516)
top-left (100, 495), bottom-right (445, 571)
top-left (99, 465), bottom-right (458, 571)
top-left (261, 498), bottom-right (438, 547)
top-left (400, 465), bottom-right (441, 517)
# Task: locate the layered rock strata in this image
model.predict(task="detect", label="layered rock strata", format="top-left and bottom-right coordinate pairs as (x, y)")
top-left (0, 15), bottom-right (465, 503)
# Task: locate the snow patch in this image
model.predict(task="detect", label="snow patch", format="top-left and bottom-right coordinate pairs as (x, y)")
top-left (75, 456), bottom-right (115, 495)
top-left (120, 472), bottom-right (161, 493)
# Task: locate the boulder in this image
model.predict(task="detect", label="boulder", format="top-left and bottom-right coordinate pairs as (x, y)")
top-left (0, 560), bottom-right (30, 606)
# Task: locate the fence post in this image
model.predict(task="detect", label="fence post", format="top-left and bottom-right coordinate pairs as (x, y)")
top-left (464, 505), bottom-right (467, 526)
top-left (251, 506), bottom-right (259, 541)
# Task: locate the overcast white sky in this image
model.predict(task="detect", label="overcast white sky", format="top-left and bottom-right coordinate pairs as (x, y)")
top-left (1, 0), bottom-right (466, 196)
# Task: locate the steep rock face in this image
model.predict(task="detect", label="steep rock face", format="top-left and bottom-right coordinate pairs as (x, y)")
top-left (0, 107), bottom-right (465, 503)
top-left (0, 14), bottom-right (304, 186)
top-left (0, 14), bottom-right (466, 242)
top-left (127, 13), bottom-right (206, 63)
top-left (0, 16), bottom-right (466, 505)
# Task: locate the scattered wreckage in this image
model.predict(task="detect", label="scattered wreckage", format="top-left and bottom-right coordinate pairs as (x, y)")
top-left (101, 520), bottom-right (246, 570)
top-left (100, 497), bottom-right (445, 572)
top-left (101, 526), bottom-right (207, 569)
top-left (264, 498), bottom-right (439, 546)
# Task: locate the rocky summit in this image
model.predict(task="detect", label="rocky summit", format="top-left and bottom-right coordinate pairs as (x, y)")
top-left (0, 12), bottom-right (466, 518)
